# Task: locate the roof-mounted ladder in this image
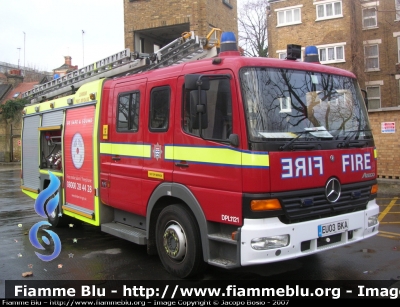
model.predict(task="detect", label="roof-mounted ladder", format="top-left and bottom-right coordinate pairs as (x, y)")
top-left (22, 28), bottom-right (221, 104)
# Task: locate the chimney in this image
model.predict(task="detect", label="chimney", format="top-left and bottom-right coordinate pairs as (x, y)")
top-left (65, 56), bottom-right (72, 66)
top-left (6, 69), bottom-right (24, 87)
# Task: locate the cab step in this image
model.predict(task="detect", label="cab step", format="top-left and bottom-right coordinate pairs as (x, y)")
top-left (101, 222), bottom-right (147, 245)
top-left (208, 258), bottom-right (237, 268)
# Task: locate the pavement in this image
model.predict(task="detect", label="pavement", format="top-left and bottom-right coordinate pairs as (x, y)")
top-left (1, 161), bottom-right (399, 291)
top-left (0, 162), bottom-right (21, 172)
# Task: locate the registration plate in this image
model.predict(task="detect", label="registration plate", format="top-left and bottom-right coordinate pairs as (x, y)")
top-left (318, 219), bottom-right (348, 237)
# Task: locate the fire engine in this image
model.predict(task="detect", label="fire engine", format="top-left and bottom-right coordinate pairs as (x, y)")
top-left (20, 29), bottom-right (379, 278)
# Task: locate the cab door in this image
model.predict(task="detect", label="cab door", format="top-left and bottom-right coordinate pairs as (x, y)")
top-left (106, 79), bottom-right (147, 214)
top-left (141, 78), bottom-right (175, 214)
top-left (171, 72), bottom-right (243, 225)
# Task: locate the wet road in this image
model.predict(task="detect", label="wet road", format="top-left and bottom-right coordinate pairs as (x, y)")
top-left (1, 166), bottom-right (400, 297)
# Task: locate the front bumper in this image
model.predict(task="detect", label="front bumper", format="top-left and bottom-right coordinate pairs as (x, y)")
top-left (240, 199), bottom-right (379, 266)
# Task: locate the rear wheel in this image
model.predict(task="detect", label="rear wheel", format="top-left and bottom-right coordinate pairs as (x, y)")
top-left (155, 204), bottom-right (205, 278)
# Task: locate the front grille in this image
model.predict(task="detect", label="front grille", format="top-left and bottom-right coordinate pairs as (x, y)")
top-left (275, 180), bottom-right (374, 224)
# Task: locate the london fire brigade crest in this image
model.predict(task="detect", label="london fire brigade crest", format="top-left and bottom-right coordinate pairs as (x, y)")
top-left (153, 143), bottom-right (163, 160)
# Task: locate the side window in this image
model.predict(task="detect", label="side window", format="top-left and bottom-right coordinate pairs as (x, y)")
top-left (183, 78), bottom-right (232, 141)
top-left (366, 85), bottom-right (381, 109)
top-left (318, 44), bottom-right (345, 64)
top-left (396, 0), bottom-right (400, 21)
top-left (277, 7), bottom-right (301, 27)
top-left (364, 44), bottom-right (380, 71)
top-left (117, 92), bottom-right (140, 132)
top-left (150, 86), bottom-right (170, 132)
top-left (316, 1), bottom-right (342, 20)
top-left (362, 7), bottom-right (377, 29)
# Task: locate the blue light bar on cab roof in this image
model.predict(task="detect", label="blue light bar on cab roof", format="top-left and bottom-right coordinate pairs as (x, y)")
top-left (304, 45), bottom-right (320, 63)
top-left (220, 31), bottom-right (238, 52)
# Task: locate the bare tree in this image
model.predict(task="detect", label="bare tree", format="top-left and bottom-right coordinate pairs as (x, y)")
top-left (238, 0), bottom-right (269, 57)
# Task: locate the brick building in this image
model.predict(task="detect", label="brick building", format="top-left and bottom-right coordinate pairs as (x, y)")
top-left (0, 70), bottom-right (39, 162)
top-left (123, 0), bottom-right (238, 54)
top-left (53, 56), bottom-right (78, 78)
top-left (267, 0), bottom-right (400, 180)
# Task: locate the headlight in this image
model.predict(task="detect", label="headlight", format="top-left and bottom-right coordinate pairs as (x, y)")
top-left (368, 214), bottom-right (378, 227)
top-left (251, 235), bottom-right (290, 250)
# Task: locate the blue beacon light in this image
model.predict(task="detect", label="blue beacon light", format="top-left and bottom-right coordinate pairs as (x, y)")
top-left (220, 32), bottom-right (239, 54)
top-left (304, 46), bottom-right (320, 63)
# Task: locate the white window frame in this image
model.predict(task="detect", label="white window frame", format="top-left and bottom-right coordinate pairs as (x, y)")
top-left (364, 41), bottom-right (380, 71)
top-left (396, 0), bottom-right (400, 20)
top-left (316, 43), bottom-right (346, 64)
top-left (276, 48), bottom-right (304, 61)
top-left (365, 83), bottom-right (382, 109)
top-left (397, 36), bottom-right (400, 63)
top-left (315, 1), bottom-right (343, 21)
top-left (276, 5), bottom-right (302, 27)
top-left (393, 33), bottom-right (400, 63)
top-left (362, 6), bottom-right (378, 29)
top-left (278, 51), bottom-right (287, 60)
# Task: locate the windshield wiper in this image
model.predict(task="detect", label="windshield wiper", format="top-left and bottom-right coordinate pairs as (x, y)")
top-left (279, 131), bottom-right (307, 151)
top-left (337, 129), bottom-right (371, 148)
top-left (279, 128), bottom-right (330, 151)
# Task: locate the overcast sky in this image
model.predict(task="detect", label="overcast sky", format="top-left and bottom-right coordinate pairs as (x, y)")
top-left (0, 0), bottom-right (245, 73)
top-left (0, 0), bottom-right (124, 72)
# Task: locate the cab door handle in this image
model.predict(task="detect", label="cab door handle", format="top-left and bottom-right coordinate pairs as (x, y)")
top-left (112, 156), bottom-right (121, 161)
top-left (175, 161), bottom-right (189, 168)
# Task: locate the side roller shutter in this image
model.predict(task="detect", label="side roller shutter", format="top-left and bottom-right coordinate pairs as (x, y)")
top-left (42, 110), bottom-right (63, 127)
top-left (22, 115), bottom-right (40, 190)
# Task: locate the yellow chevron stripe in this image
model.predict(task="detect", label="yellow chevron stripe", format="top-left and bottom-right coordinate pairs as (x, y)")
top-left (100, 143), bottom-right (269, 167)
top-left (165, 145), bottom-right (269, 167)
top-left (242, 151), bottom-right (269, 167)
top-left (100, 143), bottom-right (151, 158)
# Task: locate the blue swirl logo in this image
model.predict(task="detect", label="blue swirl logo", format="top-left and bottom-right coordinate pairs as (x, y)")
top-left (29, 171), bottom-right (62, 261)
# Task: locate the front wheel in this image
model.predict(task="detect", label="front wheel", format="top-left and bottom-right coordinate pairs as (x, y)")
top-left (47, 205), bottom-right (72, 227)
top-left (155, 204), bottom-right (205, 278)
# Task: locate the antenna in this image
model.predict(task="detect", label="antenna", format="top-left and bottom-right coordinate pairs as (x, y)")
top-left (23, 31), bottom-right (26, 75)
top-left (82, 30), bottom-right (85, 67)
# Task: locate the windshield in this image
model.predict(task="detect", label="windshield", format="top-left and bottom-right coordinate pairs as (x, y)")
top-left (240, 67), bottom-right (372, 143)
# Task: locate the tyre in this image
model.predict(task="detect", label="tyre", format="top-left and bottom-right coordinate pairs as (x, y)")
top-left (155, 204), bottom-right (205, 278)
top-left (47, 205), bottom-right (71, 227)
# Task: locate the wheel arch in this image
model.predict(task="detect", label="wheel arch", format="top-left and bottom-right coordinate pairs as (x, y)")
top-left (146, 183), bottom-right (209, 261)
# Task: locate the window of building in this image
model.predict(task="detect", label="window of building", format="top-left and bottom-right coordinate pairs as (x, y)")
top-left (396, 0), bottom-right (400, 20)
top-left (317, 43), bottom-right (345, 64)
top-left (117, 92), bottom-right (140, 132)
top-left (397, 36), bottom-right (400, 63)
top-left (362, 7), bottom-right (377, 28)
top-left (277, 49), bottom-right (304, 61)
top-left (276, 6), bottom-right (302, 27)
top-left (364, 44), bottom-right (380, 71)
top-left (149, 86), bottom-right (170, 132)
top-left (316, 1), bottom-right (342, 20)
top-left (366, 85), bottom-right (381, 109)
top-left (278, 52), bottom-right (287, 59)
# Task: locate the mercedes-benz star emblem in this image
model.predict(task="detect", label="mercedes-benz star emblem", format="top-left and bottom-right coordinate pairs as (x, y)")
top-left (325, 178), bottom-right (341, 203)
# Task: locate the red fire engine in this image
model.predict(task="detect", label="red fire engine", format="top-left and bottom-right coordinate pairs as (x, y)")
top-left (20, 30), bottom-right (379, 278)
